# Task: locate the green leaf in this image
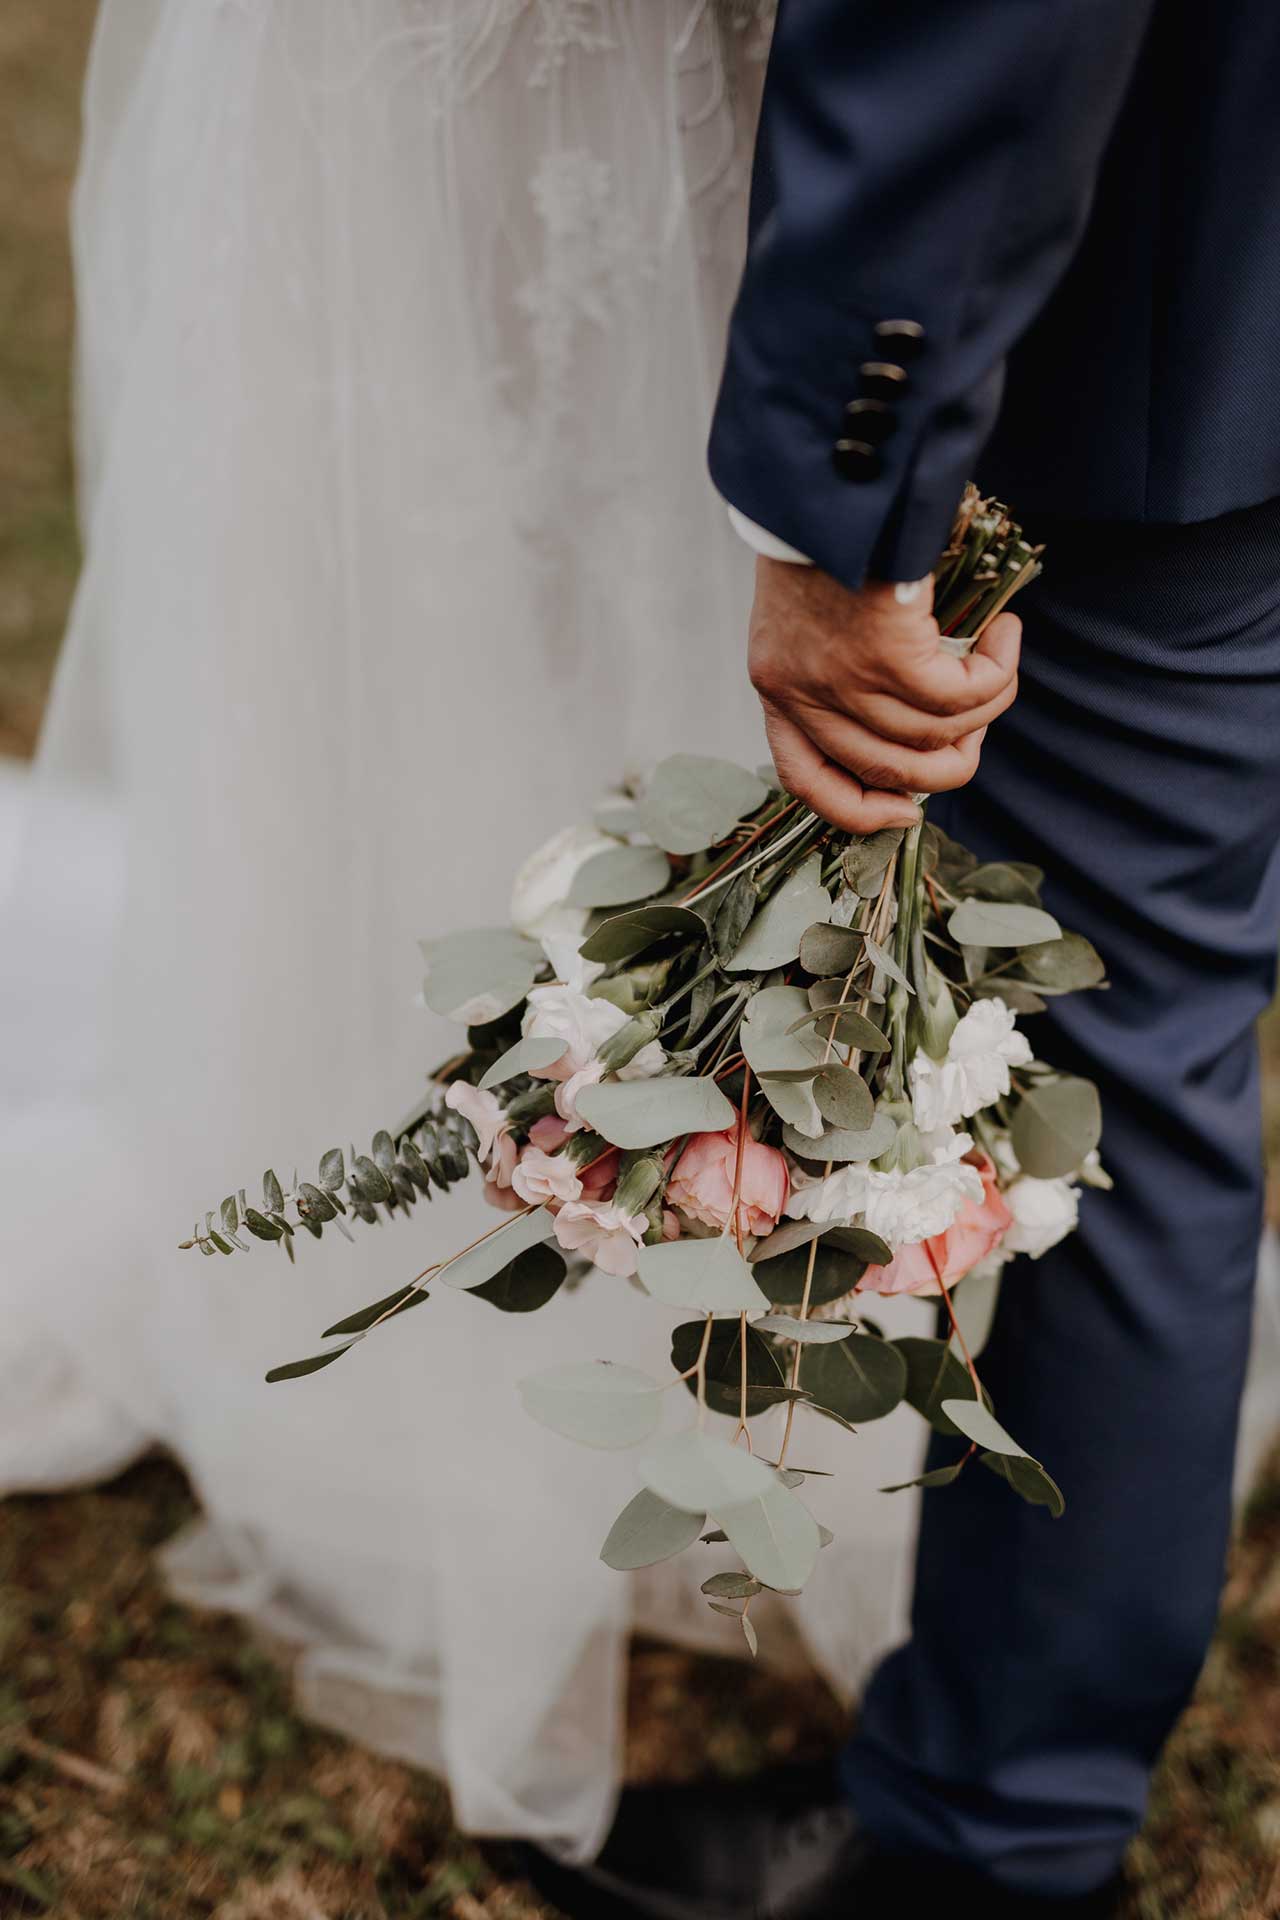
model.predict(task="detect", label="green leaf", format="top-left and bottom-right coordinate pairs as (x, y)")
top-left (637, 754), bottom-right (768, 855)
top-left (565, 844), bottom-right (672, 907)
top-left (243, 1208), bottom-right (284, 1243)
top-left (471, 1242), bottom-right (567, 1312)
top-left (981, 1450), bottom-right (1066, 1516)
top-left (741, 985), bottom-right (825, 1136)
top-left (263, 1169), bottom-right (285, 1214)
top-left (319, 1148), bottom-right (345, 1190)
top-left (1010, 1076), bottom-right (1102, 1178)
top-left (266, 1343), bottom-right (357, 1384)
top-left (970, 981), bottom-right (1048, 1016)
top-left (323, 1285), bottom-right (428, 1338)
top-left (753, 1313), bottom-right (856, 1345)
top-left (220, 1196), bottom-right (239, 1236)
top-left (788, 1005), bottom-right (892, 1052)
top-left (955, 861), bottom-right (1044, 906)
top-left (798, 922), bottom-right (865, 977)
top-left (639, 1429), bottom-right (777, 1512)
top-left (712, 872), bottom-right (760, 964)
top-left (751, 1237), bottom-right (867, 1309)
top-left (352, 1156), bottom-right (392, 1204)
top-left (742, 1612), bottom-right (759, 1658)
top-left (520, 1361), bottom-right (662, 1450)
top-left (841, 829), bottom-right (904, 896)
top-left (670, 1318), bottom-right (785, 1418)
top-left (478, 1035), bottom-right (568, 1091)
top-left (578, 905), bottom-right (706, 965)
top-left (600, 1490), bottom-right (706, 1570)
top-left (701, 1570), bottom-right (761, 1598)
top-left (947, 900), bottom-right (1062, 949)
top-left (813, 1064), bottom-right (874, 1131)
top-left (639, 1236), bottom-right (769, 1316)
top-left (1016, 931), bottom-right (1106, 992)
top-left (880, 1460), bottom-right (968, 1493)
top-left (713, 1480), bottom-right (821, 1592)
top-left (594, 796), bottom-right (640, 837)
top-left (826, 1224), bottom-right (894, 1266)
top-left (894, 1336), bottom-right (982, 1436)
top-left (437, 1207), bottom-right (555, 1290)
top-left (800, 1333), bottom-right (908, 1423)
top-left (574, 1075), bottom-right (735, 1148)
top-left (940, 1397), bottom-right (1026, 1457)
top-left (748, 1218), bottom-right (828, 1263)
top-left (726, 856), bottom-right (831, 972)
top-left (781, 1110), bottom-right (898, 1163)
top-left (863, 936), bottom-right (914, 994)
top-left (421, 928), bottom-right (544, 1025)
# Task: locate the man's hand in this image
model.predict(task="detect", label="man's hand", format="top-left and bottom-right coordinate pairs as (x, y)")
top-left (748, 557), bottom-right (1021, 833)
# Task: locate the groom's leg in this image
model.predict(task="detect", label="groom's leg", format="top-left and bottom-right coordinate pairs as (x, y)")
top-left (842, 498), bottom-right (1280, 1897)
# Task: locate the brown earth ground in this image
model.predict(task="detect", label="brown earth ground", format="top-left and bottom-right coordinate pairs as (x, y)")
top-left (2, 6), bottom-right (1278, 1917)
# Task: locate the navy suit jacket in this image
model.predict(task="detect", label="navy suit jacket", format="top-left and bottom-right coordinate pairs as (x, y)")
top-left (709, 0), bottom-right (1280, 587)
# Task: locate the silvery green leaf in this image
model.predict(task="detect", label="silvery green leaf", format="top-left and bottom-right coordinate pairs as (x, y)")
top-left (726, 856), bottom-right (831, 972)
top-left (520, 1360), bottom-right (662, 1450)
top-left (637, 754), bottom-right (768, 856)
top-left (826, 1225), bottom-right (894, 1266)
top-left (323, 1283), bottom-right (429, 1337)
top-left (600, 1490), bottom-right (706, 1570)
top-left (1016, 931), bottom-right (1106, 992)
top-left (740, 986), bottom-right (825, 1136)
top-left (863, 937), bottom-right (914, 994)
top-left (701, 1570), bottom-right (760, 1598)
top-left (639, 1429), bottom-right (777, 1512)
top-left (782, 1109), bottom-right (898, 1162)
top-left (478, 1034), bottom-right (568, 1091)
top-left (574, 1075), bottom-right (735, 1149)
top-left (220, 1196), bottom-right (239, 1236)
top-left (670, 1319), bottom-right (785, 1418)
top-left (801, 1334), bottom-right (908, 1423)
top-left (981, 1451), bottom-right (1066, 1516)
top-left (594, 796), bottom-right (641, 837)
top-left (940, 1397), bottom-right (1025, 1456)
top-left (472, 1243), bottom-right (566, 1313)
top-left (893, 1336), bottom-right (980, 1435)
top-left (947, 900), bottom-right (1062, 949)
top-left (371, 1130), bottom-right (395, 1175)
top-left (814, 1065), bottom-right (874, 1131)
top-left (752, 1239), bottom-right (867, 1310)
top-left (565, 844), bottom-right (672, 907)
top-left (1010, 1076), bottom-right (1101, 1178)
top-left (712, 1480), bottom-right (821, 1593)
top-left (352, 1155), bottom-right (392, 1204)
top-left (753, 1314), bottom-right (856, 1345)
top-left (437, 1206), bottom-right (555, 1290)
top-left (880, 1461), bottom-right (968, 1494)
top-left (262, 1169), bottom-right (284, 1214)
top-left (788, 1004), bottom-right (892, 1052)
top-left (841, 828), bottom-right (904, 895)
top-left (798, 922), bottom-right (864, 977)
top-left (265, 1342), bottom-right (357, 1384)
top-left (970, 981), bottom-right (1048, 1015)
top-left (955, 860), bottom-right (1045, 905)
top-left (578, 905), bottom-right (706, 965)
top-left (639, 1236), bottom-right (770, 1316)
top-left (712, 872), bottom-right (759, 963)
top-left (748, 1218), bottom-right (828, 1263)
top-left (319, 1148), bottom-right (344, 1191)
top-left (421, 928), bottom-right (543, 1025)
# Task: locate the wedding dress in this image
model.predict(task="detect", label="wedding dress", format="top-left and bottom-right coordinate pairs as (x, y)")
top-left (1, 0), bottom-right (1276, 1864)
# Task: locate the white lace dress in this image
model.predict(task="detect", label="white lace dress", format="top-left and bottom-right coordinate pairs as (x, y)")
top-left (2, 0), bottom-right (1276, 1861)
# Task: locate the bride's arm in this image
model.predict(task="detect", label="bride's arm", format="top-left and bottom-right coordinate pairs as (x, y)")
top-left (708, 0), bottom-right (1156, 590)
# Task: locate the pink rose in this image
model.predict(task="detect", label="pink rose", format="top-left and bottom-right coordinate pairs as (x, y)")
top-left (667, 1125), bottom-right (790, 1241)
top-left (511, 1147), bottom-right (583, 1208)
top-left (553, 1199), bottom-right (648, 1277)
top-left (858, 1153), bottom-right (1012, 1297)
top-left (529, 1114), bottom-right (571, 1153)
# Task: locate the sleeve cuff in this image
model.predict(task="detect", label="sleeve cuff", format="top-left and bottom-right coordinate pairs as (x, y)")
top-left (725, 504), bottom-right (814, 567)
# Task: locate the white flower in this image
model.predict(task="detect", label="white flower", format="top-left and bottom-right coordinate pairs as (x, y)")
top-left (909, 996), bottom-right (1032, 1131)
top-left (510, 824), bottom-right (614, 990)
top-left (554, 1060), bottom-right (605, 1131)
top-left (511, 1147), bottom-right (583, 1208)
top-left (1002, 1173), bottom-right (1079, 1258)
top-left (445, 1080), bottom-right (506, 1164)
top-left (523, 984), bottom-right (630, 1081)
top-left (786, 1130), bottom-right (983, 1248)
top-left (553, 1199), bottom-right (648, 1277)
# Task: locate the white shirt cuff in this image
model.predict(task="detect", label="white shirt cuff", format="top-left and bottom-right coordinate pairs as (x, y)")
top-left (726, 505), bottom-right (814, 567)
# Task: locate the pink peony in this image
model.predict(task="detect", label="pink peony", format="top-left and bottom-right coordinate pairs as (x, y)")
top-left (667, 1125), bottom-right (790, 1241)
top-left (511, 1147), bottom-right (583, 1208)
top-left (858, 1153), bottom-right (1012, 1297)
top-left (553, 1199), bottom-right (648, 1277)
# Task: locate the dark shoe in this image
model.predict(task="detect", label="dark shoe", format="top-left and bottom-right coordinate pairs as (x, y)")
top-left (510, 1765), bottom-right (1126, 1919)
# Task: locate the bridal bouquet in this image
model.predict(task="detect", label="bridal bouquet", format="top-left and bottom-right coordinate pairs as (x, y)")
top-left (185, 491), bottom-right (1107, 1647)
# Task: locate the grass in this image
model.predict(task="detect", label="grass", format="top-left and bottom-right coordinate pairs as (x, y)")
top-left (2, 4), bottom-right (1279, 1916)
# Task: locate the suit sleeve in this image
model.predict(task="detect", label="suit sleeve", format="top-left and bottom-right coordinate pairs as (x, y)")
top-left (708, 0), bottom-right (1158, 588)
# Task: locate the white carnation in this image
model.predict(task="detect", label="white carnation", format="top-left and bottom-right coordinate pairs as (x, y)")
top-left (786, 1130), bottom-right (983, 1248)
top-left (510, 823), bottom-right (613, 989)
top-left (1002, 1173), bottom-right (1079, 1259)
top-left (522, 983), bottom-right (664, 1092)
top-left (909, 996), bottom-right (1033, 1131)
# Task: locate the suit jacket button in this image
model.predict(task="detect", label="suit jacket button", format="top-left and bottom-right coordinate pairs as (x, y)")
top-left (858, 361), bottom-right (909, 403)
top-left (843, 398), bottom-right (896, 445)
top-left (873, 319), bottom-right (926, 361)
top-left (833, 438), bottom-right (882, 482)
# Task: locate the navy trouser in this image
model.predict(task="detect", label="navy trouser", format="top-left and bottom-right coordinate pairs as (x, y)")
top-left (841, 499), bottom-right (1280, 1896)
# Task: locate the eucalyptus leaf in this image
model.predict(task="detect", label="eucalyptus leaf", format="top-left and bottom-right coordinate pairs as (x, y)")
top-left (1016, 931), bottom-right (1106, 992)
top-left (701, 1570), bottom-right (761, 1599)
top-left (752, 1237), bottom-right (867, 1309)
top-left (575, 1075), bottom-right (735, 1149)
top-left (1010, 1076), bottom-right (1102, 1178)
top-left (421, 927), bottom-right (543, 1025)
top-left (842, 829), bottom-right (903, 896)
top-left (478, 1035), bottom-right (568, 1091)
top-left (323, 1284), bottom-right (428, 1338)
top-left (798, 923), bottom-right (865, 977)
top-left (265, 1343), bottom-right (356, 1384)
top-left (753, 1313), bottom-right (857, 1345)
top-left (982, 1450), bottom-right (1066, 1516)
top-left (711, 872), bottom-right (759, 964)
top-left (639, 1236), bottom-right (769, 1315)
top-left (566, 844), bottom-right (672, 907)
top-left (637, 754), bottom-right (768, 855)
top-left (940, 1397), bottom-right (1025, 1457)
top-left (782, 1110), bottom-right (898, 1164)
top-left (671, 1318), bottom-right (785, 1417)
top-left (600, 1490), bottom-right (707, 1570)
top-left (713, 1480), bottom-right (821, 1592)
top-left (319, 1148), bottom-right (345, 1190)
top-left (955, 861), bottom-right (1045, 906)
top-left (726, 856), bottom-right (831, 972)
top-left (594, 796), bottom-right (641, 837)
top-left (894, 1336), bottom-right (982, 1436)
top-left (748, 1218), bottom-right (828, 1263)
top-left (863, 936), bottom-right (913, 994)
top-left (970, 981), bottom-right (1048, 1016)
top-left (788, 1006), bottom-right (891, 1052)
top-left (262, 1169), bottom-right (285, 1214)
top-left (741, 986), bottom-right (826, 1136)
top-left (814, 1064), bottom-right (874, 1131)
top-left (800, 1333), bottom-right (908, 1423)
top-left (472, 1242), bottom-right (567, 1313)
top-left (639, 1429), bottom-right (777, 1513)
top-left (521, 1360), bottom-right (662, 1450)
top-left (826, 1225), bottom-right (894, 1266)
top-left (438, 1206), bottom-right (555, 1290)
top-left (578, 905), bottom-right (707, 964)
top-left (880, 1460), bottom-right (968, 1493)
top-left (947, 900), bottom-right (1062, 949)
